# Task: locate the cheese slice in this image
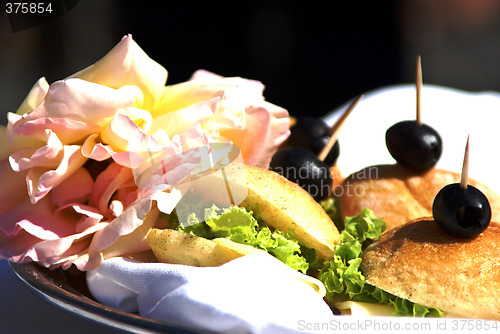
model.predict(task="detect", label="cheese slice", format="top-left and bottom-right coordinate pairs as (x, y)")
top-left (335, 301), bottom-right (395, 316)
top-left (336, 301), bottom-right (461, 318)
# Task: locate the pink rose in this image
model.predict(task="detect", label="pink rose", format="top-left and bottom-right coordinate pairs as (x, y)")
top-left (0, 34), bottom-right (289, 270)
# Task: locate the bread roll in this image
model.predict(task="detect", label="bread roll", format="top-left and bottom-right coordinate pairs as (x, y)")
top-left (360, 219), bottom-right (500, 320)
top-left (338, 164), bottom-right (500, 231)
top-left (229, 163), bottom-right (341, 258)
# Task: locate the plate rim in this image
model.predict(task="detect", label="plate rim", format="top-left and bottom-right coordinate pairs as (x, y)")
top-left (8, 261), bottom-right (204, 334)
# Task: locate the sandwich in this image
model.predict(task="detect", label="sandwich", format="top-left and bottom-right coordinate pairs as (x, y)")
top-left (358, 217), bottom-right (500, 319)
top-left (317, 207), bottom-right (500, 319)
top-left (337, 164), bottom-right (500, 231)
top-left (146, 162), bottom-right (341, 280)
top-left (319, 163), bottom-right (500, 319)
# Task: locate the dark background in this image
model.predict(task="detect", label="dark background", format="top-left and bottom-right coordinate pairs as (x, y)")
top-left (3, 0), bottom-right (500, 124)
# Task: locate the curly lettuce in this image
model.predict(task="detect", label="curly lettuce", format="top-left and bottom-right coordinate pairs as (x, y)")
top-left (320, 197), bottom-right (344, 231)
top-left (318, 208), bottom-right (443, 317)
top-left (180, 204), bottom-right (310, 273)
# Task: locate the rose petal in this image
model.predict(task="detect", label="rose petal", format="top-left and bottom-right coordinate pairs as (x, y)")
top-left (182, 124), bottom-right (209, 148)
top-left (28, 78), bottom-right (134, 122)
top-left (0, 195), bottom-right (75, 237)
top-left (51, 167), bottom-right (94, 208)
top-left (83, 190), bottom-right (181, 270)
top-left (15, 77), bottom-right (49, 115)
top-left (0, 158), bottom-right (28, 215)
top-left (122, 107), bottom-right (153, 133)
top-left (26, 144), bottom-right (87, 203)
top-left (6, 112), bottom-right (45, 152)
top-left (152, 188), bottom-right (183, 214)
top-left (152, 73), bottom-right (261, 131)
top-left (88, 191), bottom-right (157, 252)
top-left (220, 101), bottom-right (290, 167)
top-left (117, 85), bottom-right (144, 108)
top-left (189, 69), bottom-right (223, 81)
top-left (131, 126), bottom-right (211, 191)
top-left (190, 69), bottom-right (266, 101)
top-left (82, 134), bottom-right (116, 161)
top-left (82, 134), bottom-right (146, 169)
top-left (11, 79), bottom-right (135, 144)
top-left (96, 205), bottom-right (160, 265)
top-left (69, 34), bottom-right (167, 110)
top-left (0, 194), bottom-right (107, 266)
top-left (155, 69), bottom-right (263, 116)
top-left (9, 129), bottom-right (63, 172)
top-left (101, 112), bottom-right (161, 153)
top-left (89, 162), bottom-right (135, 215)
top-left (17, 220), bottom-right (60, 240)
top-left (14, 117), bottom-right (102, 144)
top-left (61, 203), bottom-right (104, 232)
top-left (153, 81), bottom-right (223, 117)
top-left (46, 239), bottom-right (97, 270)
top-left (149, 96), bottom-right (220, 136)
top-left (19, 222), bottom-right (107, 266)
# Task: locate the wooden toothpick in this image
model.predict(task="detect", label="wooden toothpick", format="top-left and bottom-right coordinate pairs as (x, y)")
top-left (416, 55), bottom-right (423, 125)
top-left (460, 134), bottom-right (470, 189)
top-left (318, 94), bottom-right (363, 161)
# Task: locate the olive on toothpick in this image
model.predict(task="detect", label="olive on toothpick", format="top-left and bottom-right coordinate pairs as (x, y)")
top-left (270, 147), bottom-right (333, 202)
top-left (385, 55), bottom-right (442, 172)
top-left (287, 117), bottom-right (340, 167)
top-left (270, 95), bottom-right (363, 202)
top-left (432, 136), bottom-right (491, 238)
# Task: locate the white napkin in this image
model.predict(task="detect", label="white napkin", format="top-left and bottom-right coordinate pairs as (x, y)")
top-left (87, 254), bottom-right (335, 334)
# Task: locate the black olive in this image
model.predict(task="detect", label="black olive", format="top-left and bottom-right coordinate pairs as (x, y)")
top-left (270, 146), bottom-right (333, 202)
top-left (385, 120), bottom-right (442, 172)
top-left (432, 183), bottom-right (491, 238)
top-left (288, 117), bottom-right (340, 167)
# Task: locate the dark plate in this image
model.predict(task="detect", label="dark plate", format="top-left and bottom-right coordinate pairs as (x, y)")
top-left (9, 261), bottom-right (203, 334)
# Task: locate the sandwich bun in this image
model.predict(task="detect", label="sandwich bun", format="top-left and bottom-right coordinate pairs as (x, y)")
top-left (360, 218), bottom-right (500, 320)
top-left (147, 228), bottom-right (261, 267)
top-left (338, 164), bottom-right (500, 231)
top-left (148, 163), bottom-right (341, 266)
top-left (216, 163), bottom-right (341, 259)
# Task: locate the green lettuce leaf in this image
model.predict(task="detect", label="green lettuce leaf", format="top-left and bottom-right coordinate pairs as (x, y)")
top-left (320, 197), bottom-right (344, 231)
top-left (180, 204), bottom-right (309, 273)
top-left (318, 208), bottom-right (443, 317)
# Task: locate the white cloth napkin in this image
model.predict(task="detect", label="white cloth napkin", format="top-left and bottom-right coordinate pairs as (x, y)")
top-left (87, 254), bottom-right (335, 334)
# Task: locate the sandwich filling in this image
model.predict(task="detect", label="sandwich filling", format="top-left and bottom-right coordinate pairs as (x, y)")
top-left (160, 200), bottom-right (319, 274)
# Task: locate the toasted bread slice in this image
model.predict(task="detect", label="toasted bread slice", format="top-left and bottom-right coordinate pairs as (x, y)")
top-left (338, 164), bottom-right (500, 231)
top-left (147, 228), bottom-right (258, 267)
top-left (360, 218), bottom-right (500, 320)
top-left (224, 163), bottom-right (341, 259)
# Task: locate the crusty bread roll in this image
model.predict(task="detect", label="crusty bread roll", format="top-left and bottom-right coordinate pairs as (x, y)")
top-left (360, 218), bottom-right (500, 320)
top-left (232, 163), bottom-right (341, 258)
top-left (338, 164), bottom-right (500, 231)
